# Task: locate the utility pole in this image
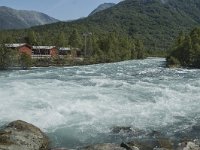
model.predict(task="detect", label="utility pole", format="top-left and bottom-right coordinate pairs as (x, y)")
top-left (83, 33), bottom-right (87, 57)
top-left (83, 32), bottom-right (92, 57)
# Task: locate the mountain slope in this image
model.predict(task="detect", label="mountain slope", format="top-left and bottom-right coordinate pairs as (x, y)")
top-left (29, 0), bottom-right (200, 50)
top-left (89, 3), bottom-right (116, 16)
top-left (0, 6), bottom-right (58, 30)
top-left (85, 0), bottom-right (200, 50)
top-left (2, 0), bottom-right (200, 51)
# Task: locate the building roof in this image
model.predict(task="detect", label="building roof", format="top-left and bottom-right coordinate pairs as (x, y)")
top-left (59, 47), bottom-right (71, 51)
top-left (5, 43), bottom-right (28, 48)
top-left (32, 46), bottom-right (56, 50)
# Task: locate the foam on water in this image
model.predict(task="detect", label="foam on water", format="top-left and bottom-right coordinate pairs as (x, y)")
top-left (0, 58), bottom-right (200, 148)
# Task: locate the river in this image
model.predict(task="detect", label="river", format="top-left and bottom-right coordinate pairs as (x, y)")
top-left (0, 58), bottom-right (200, 148)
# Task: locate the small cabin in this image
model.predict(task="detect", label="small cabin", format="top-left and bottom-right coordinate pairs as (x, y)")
top-left (5, 43), bottom-right (32, 56)
top-left (59, 47), bottom-right (82, 58)
top-left (59, 47), bottom-right (71, 58)
top-left (32, 46), bottom-right (58, 59)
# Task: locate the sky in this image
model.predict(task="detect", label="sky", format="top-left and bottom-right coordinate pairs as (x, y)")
top-left (0, 0), bottom-right (122, 20)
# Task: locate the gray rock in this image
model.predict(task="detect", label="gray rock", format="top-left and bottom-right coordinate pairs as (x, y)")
top-left (192, 126), bottom-right (200, 131)
top-left (147, 131), bottom-right (162, 137)
top-left (194, 139), bottom-right (200, 146)
top-left (176, 141), bottom-right (188, 150)
top-left (126, 137), bottom-right (173, 150)
top-left (131, 146), bottom-right (139, 150)
top-left (0, 120), bottom-right (49, 150)
top-left (50, 148), bottom-right (70, 150)
top-left (177, 141), bottom-right (200, 150)
top-left (120, 142), bottom-right (139, 150)
top-left (111, 126), bottom-right (146, 137)
top-left (183, 142), bottom-right (200, 150)
top-left (111, 126), bottom-right (132, 134)
top-left (126, 140), bottom-right (155, 150)
top-left (80, 143), bottom-right (126, 150)
top-left (153, 148), bottom-right (169, 150)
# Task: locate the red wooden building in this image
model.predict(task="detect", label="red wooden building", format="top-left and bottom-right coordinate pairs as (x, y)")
top-left (5, 43), bottom-right (32, 56)
top-left (5, 44), bottom-right (83, 59)
top-left (32, 46), bottom-right (58, 59)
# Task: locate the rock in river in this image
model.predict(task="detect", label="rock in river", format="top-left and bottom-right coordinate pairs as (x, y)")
top-left (177, 141), bottom-right (200, 150)
top-left (79, 143), bottom-right (126, 150)
top-left (0, 120), bottom-right (49, 150)
top-left (111, 126), bottom-right (146, 137)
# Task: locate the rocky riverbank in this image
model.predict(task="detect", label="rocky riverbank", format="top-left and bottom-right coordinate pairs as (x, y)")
top-left (0, 120), bottom-right (200, 150)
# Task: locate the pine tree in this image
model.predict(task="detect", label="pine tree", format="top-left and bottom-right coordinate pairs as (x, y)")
top-left (68, 29), bottom-right (82, 48)
top-left (135, 40), bottom-right (145, 59)
top-left (56, 32), bottom-right (67, 47)
top-left (25, 30), bottom-right (38, 45)
top-left (176, 31), bottom-right (185, 46)
top-left (0, 39), bottom-right (16, 70)
top-left (20, 52), bottom-right (32, 69)
top-left (86, 36), bottom-right (93, 57)
top-left (130, 41), bottom-right (137, 59)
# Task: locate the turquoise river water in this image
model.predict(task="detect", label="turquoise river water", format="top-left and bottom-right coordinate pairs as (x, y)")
top-left (0, 58), bottom-right (200, 148)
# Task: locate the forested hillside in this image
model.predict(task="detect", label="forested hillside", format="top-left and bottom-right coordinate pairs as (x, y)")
top-left (1, 0), bottom-right (200, 62)
top-left (20, 0), bottom-right (200, 50)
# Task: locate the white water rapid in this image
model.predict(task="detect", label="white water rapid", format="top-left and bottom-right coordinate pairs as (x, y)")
top-left (0, 58), bottom-right (200, 148)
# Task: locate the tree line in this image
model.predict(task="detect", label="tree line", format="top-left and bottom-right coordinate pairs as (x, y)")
top-left (0, 29), bottom-right (146, 70)
top-left (167, 27), bottom-right (200, 68)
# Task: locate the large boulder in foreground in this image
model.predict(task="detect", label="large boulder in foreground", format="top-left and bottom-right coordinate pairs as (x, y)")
top-left (0, 120), bottom-right (49, 150)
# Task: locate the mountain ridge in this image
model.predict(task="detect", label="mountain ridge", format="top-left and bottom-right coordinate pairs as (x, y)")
top-left (0, 6), bottom-right (59, 30)
top-left (89, 3), bottom-right (116, 16)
